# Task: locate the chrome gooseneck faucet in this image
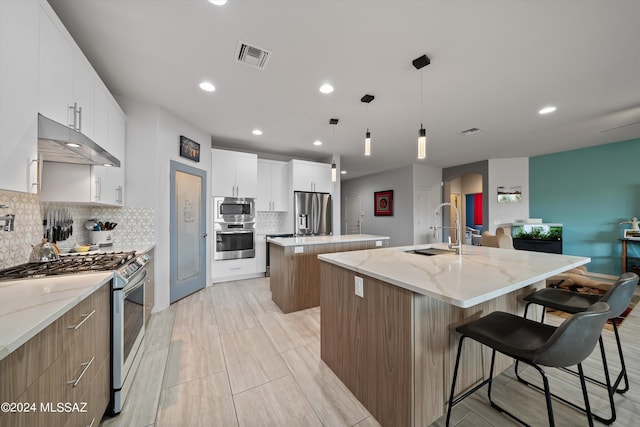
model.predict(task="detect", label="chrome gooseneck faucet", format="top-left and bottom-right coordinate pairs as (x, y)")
top-left (431, 202), bottom-right (462, 255)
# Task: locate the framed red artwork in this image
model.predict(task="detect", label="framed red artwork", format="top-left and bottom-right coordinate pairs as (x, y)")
top-left (374, 190), bottom-right (393, 216)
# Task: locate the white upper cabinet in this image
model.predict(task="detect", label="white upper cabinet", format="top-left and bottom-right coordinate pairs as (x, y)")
top-left (211, 149), bottom-right (257, 197)
top-left (92, 100), bottom-right (125, 205)
top-left (211, 149), bottom-right (236, 196)
top-left (234, 152), bottom-right (258, 197)
top-left (71, 51), bottom-right (96, 139)
top-left (290, 160), bottom-right (332, 193)
top-left (93, 80), bottom-right (110, 151)
top-left (0, 0), bottom-right (39, 193)
top-left (41, 100), bottom-right (124, 206)
top-left (257, 160), bottom-right (288, 211)
top-left (35, 0), bottom-right (126, 205)
top-left (38, 1), bottom-right (120, 148)
top-left (38, 4), bottom-right (73, 127)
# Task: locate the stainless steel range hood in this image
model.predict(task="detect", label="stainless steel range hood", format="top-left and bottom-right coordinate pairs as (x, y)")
top-left (37, 114), bottom-right (121, 167)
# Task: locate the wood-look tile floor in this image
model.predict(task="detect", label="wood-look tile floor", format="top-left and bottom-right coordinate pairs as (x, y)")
top-left (101, 277), bottom-right (640, 426)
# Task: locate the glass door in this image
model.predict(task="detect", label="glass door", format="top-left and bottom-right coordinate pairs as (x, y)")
top-left (170, 161), bottom-right (207, 303)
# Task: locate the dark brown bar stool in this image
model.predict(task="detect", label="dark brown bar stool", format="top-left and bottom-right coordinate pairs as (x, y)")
top-left (520, 272), bottom-right (638, 424)
top-left (446, 302), bottom-right (610, 427)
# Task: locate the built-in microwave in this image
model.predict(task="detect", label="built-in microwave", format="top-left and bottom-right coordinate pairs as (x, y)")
top-left (213, 197), bottom-right (255, 224)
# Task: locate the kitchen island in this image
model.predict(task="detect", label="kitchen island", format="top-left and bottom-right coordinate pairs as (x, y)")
top-left (318, 243), bottom-right (590, 426)
top-left (269, 234), bottom-right (389, 313)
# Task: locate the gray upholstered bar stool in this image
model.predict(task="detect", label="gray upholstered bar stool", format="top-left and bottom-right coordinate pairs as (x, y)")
top-left (520, 272), bottom-right (638, 424)
top-left (446, 302), bottom-right (610, 427)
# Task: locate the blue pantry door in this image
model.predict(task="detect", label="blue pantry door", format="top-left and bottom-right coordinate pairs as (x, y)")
top-left (170, 161), bottom-right (207, 303)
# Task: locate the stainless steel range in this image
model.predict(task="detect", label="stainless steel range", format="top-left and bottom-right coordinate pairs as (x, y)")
top-left (0, 251), bottom-right (136, 280)
top-left (0, 250), bottom-right (150, 415)
top-left (111, 252), bottom-right (150, 414)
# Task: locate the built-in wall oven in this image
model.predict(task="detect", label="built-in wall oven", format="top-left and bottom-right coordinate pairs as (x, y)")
top-left (214, 223), bottom-right (255, 260)
top-left (110, 253), bottom-right (150, 414)
top-left (213, 196), bottom-right (256, 261)
top-left (214, 196), bottom-right (255, 224)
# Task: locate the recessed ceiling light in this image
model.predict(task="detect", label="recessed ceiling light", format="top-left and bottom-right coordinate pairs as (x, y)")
top-left (65, 142), bottom-right (81, 148)
top-left (313, 140), bottom-right (323, 146)
top-left (319, 83), bottom-right (334, 94)
top-left (341, 170), bottom-right (347, 175)
top-left (208, 0), bottom-right (227, 5)
top-left (538, 106), bottom-right (557, 115)
top-left (199, 81), bottom-right (216, 92)
top-left (252, 129), bottom-right (263, 136)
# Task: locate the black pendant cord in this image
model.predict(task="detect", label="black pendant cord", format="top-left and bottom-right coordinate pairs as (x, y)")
top-left (420, 70), bottom-right (424, 128)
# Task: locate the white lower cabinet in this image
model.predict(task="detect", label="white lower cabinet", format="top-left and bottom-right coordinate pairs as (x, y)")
top-left (211, 258), bottom-right (259, 283)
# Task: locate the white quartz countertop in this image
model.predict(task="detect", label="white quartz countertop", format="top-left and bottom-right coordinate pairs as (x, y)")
top-left (269, 234), bottom-right (390, 247)
top-left (0, 272), bottom-right (113, 362)
top-left (318, 243), bottom-right (590, 308)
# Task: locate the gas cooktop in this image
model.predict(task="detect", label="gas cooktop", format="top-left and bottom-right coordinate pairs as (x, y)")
top-left (0, 251), bottom-right (136, 282)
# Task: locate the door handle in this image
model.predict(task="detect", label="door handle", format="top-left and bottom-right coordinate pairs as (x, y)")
top-left (202, 233), bottom-right (208, 238)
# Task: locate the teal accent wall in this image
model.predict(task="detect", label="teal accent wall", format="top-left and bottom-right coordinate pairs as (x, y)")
top-left (529, 138), bottom-right (640, 275)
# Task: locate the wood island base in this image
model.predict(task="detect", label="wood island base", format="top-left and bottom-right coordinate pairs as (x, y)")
top-left (270, 237), bottom-right (388, 313)
top-left (319, 261), bottom-right (544, 426)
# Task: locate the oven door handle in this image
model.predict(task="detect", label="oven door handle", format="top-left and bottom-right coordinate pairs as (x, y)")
top-left (217, 230), bottom-right (254, 235)
top-left (123, 269), bottom-right (147, 295)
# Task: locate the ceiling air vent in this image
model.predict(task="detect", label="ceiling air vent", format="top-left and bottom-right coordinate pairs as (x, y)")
top-left (460, 127), bottom-right (481, 136)
top-left (235, 40), bottom-right (271, 70)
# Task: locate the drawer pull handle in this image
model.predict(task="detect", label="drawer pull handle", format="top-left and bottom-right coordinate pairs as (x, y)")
top-left (87, 417), bottom-right (96, 427)
top-left (68, 310), bottom-right (96, 330)
top-left (68, 356), bottom-right (94, 388)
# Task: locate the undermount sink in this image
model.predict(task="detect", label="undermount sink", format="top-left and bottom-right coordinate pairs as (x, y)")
top-left (406, 248), bottom-right (456, 256)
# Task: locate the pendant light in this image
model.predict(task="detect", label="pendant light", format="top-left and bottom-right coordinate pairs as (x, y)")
top-left (413, 54), bottom-right (431, 160)
top-left (329, 118), bottom-right (339, 182)
top-left (361, 94), bottom-right (374, 156)
top-left (418, 126), bottom-right (426, 159)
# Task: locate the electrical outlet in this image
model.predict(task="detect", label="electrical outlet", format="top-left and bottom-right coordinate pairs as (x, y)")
top-left (354, 276), bottom-right (364, 298)
top-left (294, 246), bottom-right (304, 254)
top-left (375, 240), bottom-right (382, 247)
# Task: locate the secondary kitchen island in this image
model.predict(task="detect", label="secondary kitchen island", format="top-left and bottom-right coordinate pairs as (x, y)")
top-left (318, 243), bottom-right (590, 427)
top-left (269, 234), bottom-right (389, 313)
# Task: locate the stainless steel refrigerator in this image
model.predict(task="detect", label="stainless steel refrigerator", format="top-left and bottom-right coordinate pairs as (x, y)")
top-left (294, 191), bottom-right (332, 236)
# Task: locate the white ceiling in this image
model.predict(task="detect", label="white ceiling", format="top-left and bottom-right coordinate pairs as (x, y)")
top-left (48, 0), bottom-right (640, 180)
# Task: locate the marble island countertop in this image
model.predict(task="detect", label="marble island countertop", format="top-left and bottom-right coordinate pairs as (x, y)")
top-left (269, 234), bottom-right (390, 247)
top-left (0, 272), bottom-right (113, 361)
top-left (318, 243), bottom-right (590, 308)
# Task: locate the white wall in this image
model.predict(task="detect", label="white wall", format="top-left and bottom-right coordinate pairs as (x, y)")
top-left (341, 164), bottom-right (441, 246)
top-left (412, 164), bottom-right (443, 244)
top-left (341, 165), bottom-right (414, 246)
top-left (487, 158), bottom-right (529, 233)
top-left (119, 97), bottom-right (212, 312)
